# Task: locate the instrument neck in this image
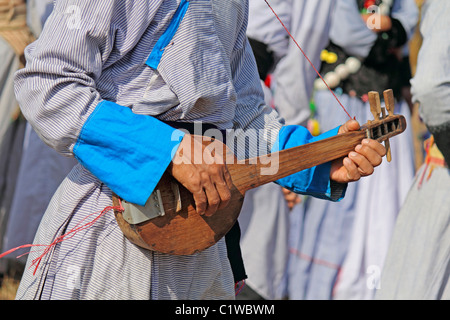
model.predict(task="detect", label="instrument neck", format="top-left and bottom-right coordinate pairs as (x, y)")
top-left (235, 129), bottom-right (366, 191)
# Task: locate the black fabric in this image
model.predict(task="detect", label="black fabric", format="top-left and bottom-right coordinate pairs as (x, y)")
top-left (248, 37), bottom-right (275, 81)
top-left (365, 18), bottom-right (408, 65)
top-left (225, 221), bottom-right (247, 282)
top-left (319, 33), bottom-right (409, 100)
top-left (319, 0), bottom-right (410, 100)
top-left (163, 121), bottom-right (247, 283)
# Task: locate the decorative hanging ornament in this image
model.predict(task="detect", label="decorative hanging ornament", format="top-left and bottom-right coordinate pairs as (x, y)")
top-left (307, 118), bottom-right (321, 136)
top-left (314, 0), bottom-right (393, 93)
top-left (263, 0), bottom-right (353, 119)
top-left (314, 56), bottom-right (362, 91)
top-left (361, 0), bottom-right (393, 15)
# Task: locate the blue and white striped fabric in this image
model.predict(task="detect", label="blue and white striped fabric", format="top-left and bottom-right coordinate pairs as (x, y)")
top-left (272, 0), bottom-right (336, 127)
top-left (377, 0), bottom-right (450, 299)
top-left (239, 0), bottom-right (336, 300)
top-left (14, 0), bottom-right (343, 300)
top-left (287, 0), bottom-right (417, 300)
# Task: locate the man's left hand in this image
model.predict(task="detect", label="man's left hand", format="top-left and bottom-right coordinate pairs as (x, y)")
top-left (330, 119), bottom-right (386, 183)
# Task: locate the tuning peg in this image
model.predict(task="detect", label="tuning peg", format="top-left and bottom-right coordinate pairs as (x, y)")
top-left (369, 91), bottom-right (392, 162)
top-left (368, 91), bottom-right (382, 137)
top-left (368, 91), bottom-right (381, 121)
top-left (381, 106), bottom-right (392, 162)
top-left (383, 89), bottom-right (396, 162)
top-left (383, 89), bottom-right (395, 116)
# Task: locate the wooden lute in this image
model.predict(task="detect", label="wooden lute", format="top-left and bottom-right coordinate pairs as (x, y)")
top-left (113, 90), bottom-right (406, 255)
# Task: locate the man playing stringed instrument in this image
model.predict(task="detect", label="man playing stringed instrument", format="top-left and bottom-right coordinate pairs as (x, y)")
top-left (11, 0), bottom-right (386, 300)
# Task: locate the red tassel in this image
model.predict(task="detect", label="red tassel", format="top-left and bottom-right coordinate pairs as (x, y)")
top-left (0, 205), bottom-right (124, 275)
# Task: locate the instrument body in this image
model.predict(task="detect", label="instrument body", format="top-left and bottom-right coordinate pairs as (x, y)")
top-left (114, 109), bottom-right (407, 255)
top-left (113, 143), bottom-right (244, 256)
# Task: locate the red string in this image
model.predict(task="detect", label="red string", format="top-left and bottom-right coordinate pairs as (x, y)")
top-left (235, 280), bottom-right (246, 296)
top-left (264, 0), bottom-right (353, 120)
top-left (0, 205), bottom-right (124, 275)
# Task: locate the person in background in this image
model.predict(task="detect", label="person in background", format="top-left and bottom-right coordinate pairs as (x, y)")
top-left (376, 0), bottom-right (450, 299)
top-left (238, 0), bottom-right (335, 300)
top-left (287, 0), bottom-right (418, 300)
top-left (0, 0), bottom-right (36, 282)
top-left (0, 0), bottom-right (78, 283)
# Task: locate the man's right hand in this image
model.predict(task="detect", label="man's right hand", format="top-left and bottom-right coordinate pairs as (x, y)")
top-left (167, 134), bottom-right (233, 217)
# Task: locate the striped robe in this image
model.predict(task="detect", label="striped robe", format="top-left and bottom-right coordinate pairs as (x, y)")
top-left (14, 0), bottom-right (343, 300)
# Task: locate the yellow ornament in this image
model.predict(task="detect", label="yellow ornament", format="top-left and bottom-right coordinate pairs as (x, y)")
top-left (307, 119), bottom-right (321, 136)
top-left (320, 50), bottom-right (338, 64)
top-left (325, 52), bottom-right (338, 64)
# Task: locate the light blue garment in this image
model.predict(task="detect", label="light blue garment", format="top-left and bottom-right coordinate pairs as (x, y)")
top-left (329, 0), bottom-right (377, 58)
top-left (0, 38), bottom-right (21, 255)
top-left (73, 100), bottom-right (183, 206)
top-left (26, 0), bottom-right (54, 37)
top-left (377, 0), bottom-right (450, 300)
top-left (247, 0), bottom-right (292, 61)
top-left (288, 183), bottom-right (356, 299)
top-left (239, 0), bottom-right (335, 300)
top-left (272, 0), bottom-right (336, 126)
top-left (238, 183), bottom-right (290, 299)
top-left (2, 124), bottom-right (77, 266)
top-left (0, 38), bottom-right (20, 143)
top-left (330, 0), bottom-right (418, 58)
top-left (411, 0), bottom-right (450, 129)
top-left (288, 92), bottom-right (415, 300)
top-left (376, 164), bottom-right (450, 299)
top-left (1, 0), bottom-right (77, 271)
top-left (325, 103), bottom-right (414, 301)
top-left (0, 0), bottom-right (57, 271)
top-left (287, 0), bottom-right (417, 300)
top-left (272, 125), bottom-right (344, 201)
top-left (13, 0), bottom-right (343, 300)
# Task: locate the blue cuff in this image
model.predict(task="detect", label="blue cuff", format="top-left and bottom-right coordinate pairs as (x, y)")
top-left (271, 125), bottom-right (345, 201)
top-left (73, 100), bottom-right (184, 206)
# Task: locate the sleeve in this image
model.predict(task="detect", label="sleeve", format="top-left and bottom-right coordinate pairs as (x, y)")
top-left (391, 0), bottom-right (419, 41)
top-left (271, 125), bottom-right (347, 201)
top-left (411, 0), bottom-right (450, 164)
top-left (14, 0), bottom-right (184, 206)
top-left (274, 0), bottom-right (335, 126)
top-left (229, 14), bottom-right (285, 159)
top-left (329, 0), bottom-right (378, 58)
top-left (26, 0), bottom-right (54, 37)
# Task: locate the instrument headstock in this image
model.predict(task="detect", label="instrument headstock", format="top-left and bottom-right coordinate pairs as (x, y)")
top-left (366, 89), bottom-right (402, 162)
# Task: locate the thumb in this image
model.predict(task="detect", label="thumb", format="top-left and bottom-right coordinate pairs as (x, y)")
top-left (338, 119), bottom-right (360, 134)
